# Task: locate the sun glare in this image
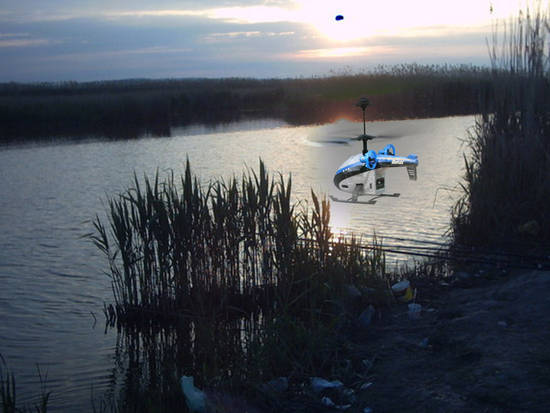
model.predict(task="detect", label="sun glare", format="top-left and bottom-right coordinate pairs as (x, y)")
top-left (111, 1), bottom-right (521, 43)
top-left (295, 0), bottom-right (520, 42)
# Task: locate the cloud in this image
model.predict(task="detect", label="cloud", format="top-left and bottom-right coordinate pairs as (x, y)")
top-left (0, 38), bottom-right (52, 47)
top-left (0, 32), bottom-right (56, 48)
top-left (0, 0), bottom-right (505, 81)
top-left (292, 47), bottom-right (374, 59)
top-left (202, 30), bottom-right (294, 43)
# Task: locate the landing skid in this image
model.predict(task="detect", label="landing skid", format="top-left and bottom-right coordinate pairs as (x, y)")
top-left (329, 193), bottom-right (400, 205)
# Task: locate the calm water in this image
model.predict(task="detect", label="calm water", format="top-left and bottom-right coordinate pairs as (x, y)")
top-left (0, 115), bottom-right (474, 410)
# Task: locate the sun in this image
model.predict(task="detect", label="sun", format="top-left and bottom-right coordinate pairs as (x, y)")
top-left (295, 0), bottom-right (519, 43)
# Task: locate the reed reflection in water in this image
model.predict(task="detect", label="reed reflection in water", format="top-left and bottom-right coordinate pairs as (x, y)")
top-left (98, 315), bottom-right (263, 412)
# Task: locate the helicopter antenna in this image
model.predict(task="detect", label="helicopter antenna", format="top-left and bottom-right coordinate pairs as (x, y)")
top-left (355, 97), bottom-right (370, 155)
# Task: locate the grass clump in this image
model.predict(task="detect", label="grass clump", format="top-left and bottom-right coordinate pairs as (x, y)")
top-left (91, 160), bottom-right (386, 323)
top-left (89, 162), bottom-right (389, 410)
top-left (0, 355), bottom-right (50, 413)
top-left (452, 4), bottom-right (550, 250)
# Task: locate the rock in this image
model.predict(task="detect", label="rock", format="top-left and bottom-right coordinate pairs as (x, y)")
top-left (310, 377), bottom-right (344, 393)
top-left (358, 305), bottom-right (375, 327)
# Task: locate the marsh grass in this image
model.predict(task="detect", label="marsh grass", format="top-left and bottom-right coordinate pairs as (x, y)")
top-left (0, 355), bottom-right (50, 413)
top-left (91, 160), bottom-right (385, 324)
top-left (1, 64), bottom-right (491, 142)
top-left (89, 156), bottom-right (390, 412)
top-left (451, 5), bottom-right (550, 249)
top-left (0, 355), bottom-right (16, 413)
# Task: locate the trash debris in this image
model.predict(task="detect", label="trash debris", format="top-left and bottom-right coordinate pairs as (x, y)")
top-left (408, 303), bottom-right (422, 319)
top-left (364, 407), bottom-right (373, 413)
top-left (321, 396), bottom-right (351, 410)
top-left (391, 280), bottom-right (413, 302)
top-left (358, 305), bottom-right (375, 327)
top-left (322, 396), bottom-right (336, 407)
top-left (360, 382), bottom-right (373, 390)
top-left (180, 376), bottom-right (207, 413)
top-left (497, 320), bottom-right (508, 328)
top-left (310, 377), bottom-right (344, 393)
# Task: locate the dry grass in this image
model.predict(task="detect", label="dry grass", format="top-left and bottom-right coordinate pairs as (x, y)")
top-left (451, 4), bottom-right (550, 250)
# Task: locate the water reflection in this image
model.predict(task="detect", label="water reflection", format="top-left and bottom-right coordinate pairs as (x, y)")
top-left (97, 315), bottom-right (263, 412)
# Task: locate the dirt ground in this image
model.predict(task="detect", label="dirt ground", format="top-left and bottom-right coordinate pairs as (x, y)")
top-left (354, 269), bottom-right (550, 413)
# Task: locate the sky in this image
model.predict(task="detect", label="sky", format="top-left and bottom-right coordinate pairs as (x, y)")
top-left (0, 0), bottom-right (522, 82)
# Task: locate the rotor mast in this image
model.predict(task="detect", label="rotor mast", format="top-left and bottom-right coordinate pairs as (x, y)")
top-left (356, 97), bottom-right (370, 155)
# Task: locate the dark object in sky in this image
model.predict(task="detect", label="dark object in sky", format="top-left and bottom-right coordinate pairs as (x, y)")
top-left (335, 15), bottom-right (344, 21)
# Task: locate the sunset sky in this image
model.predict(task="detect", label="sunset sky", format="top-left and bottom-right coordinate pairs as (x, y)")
top-left (0, 0), bottom-right (521, 82)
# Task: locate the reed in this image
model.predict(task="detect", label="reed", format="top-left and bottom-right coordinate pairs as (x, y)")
top-left (91, 160), bottom-right (385, 323)
top-left (1, 64), bottom-right (491, 142)
top-left (451, 4), bottom-right (550, 249)
top-left (0, 355), bottom-right (50, 413)
top-left (0, 355), bottom-right (16, 413)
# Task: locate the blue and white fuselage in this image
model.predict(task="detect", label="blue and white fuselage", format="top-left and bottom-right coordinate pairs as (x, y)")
top-left (333, 144), bottom-right (419, 199)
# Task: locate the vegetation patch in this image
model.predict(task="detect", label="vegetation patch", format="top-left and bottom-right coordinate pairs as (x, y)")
top-left (451, 6), bottom-right (550, 250)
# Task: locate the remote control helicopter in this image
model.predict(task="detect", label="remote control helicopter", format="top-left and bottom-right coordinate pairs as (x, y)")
top-left (330, 97), bottom-right (419, 203)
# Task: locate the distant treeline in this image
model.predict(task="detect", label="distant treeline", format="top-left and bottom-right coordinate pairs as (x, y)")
top-left (0, 64), bottom-right (493, 142)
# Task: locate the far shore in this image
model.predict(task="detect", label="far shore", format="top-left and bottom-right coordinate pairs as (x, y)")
top-left (0, 64), bottom-right (491, 143)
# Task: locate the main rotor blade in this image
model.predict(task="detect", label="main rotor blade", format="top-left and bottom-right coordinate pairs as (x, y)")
top-left (349, 133), bottom-right (402, 140)
top-left (308, 132), bottom-right (404, 146)
top-left (307, 139), bottom-right (349, 146)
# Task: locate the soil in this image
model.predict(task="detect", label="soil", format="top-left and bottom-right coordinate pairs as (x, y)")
top-left (352, 269), bottom-right (550, 413)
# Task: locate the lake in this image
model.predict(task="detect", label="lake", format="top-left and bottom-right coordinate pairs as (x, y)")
top-left (0, 115), bottom-right (474, 410)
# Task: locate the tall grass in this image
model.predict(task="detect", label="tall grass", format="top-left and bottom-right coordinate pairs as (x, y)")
top-left (90, 164), bottom-right (387, 411)
top-left (451, 5), bottom-right (550, 248)
top-left (91, 160), bottom-right (385, 323)
top-left (0, 355), bottom-right (50, 413)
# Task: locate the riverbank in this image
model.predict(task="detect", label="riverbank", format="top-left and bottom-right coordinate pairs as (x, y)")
top-left (245, 268), bottom-right (550, 413)
top-left (355, 269), bottom-right (550, 412)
